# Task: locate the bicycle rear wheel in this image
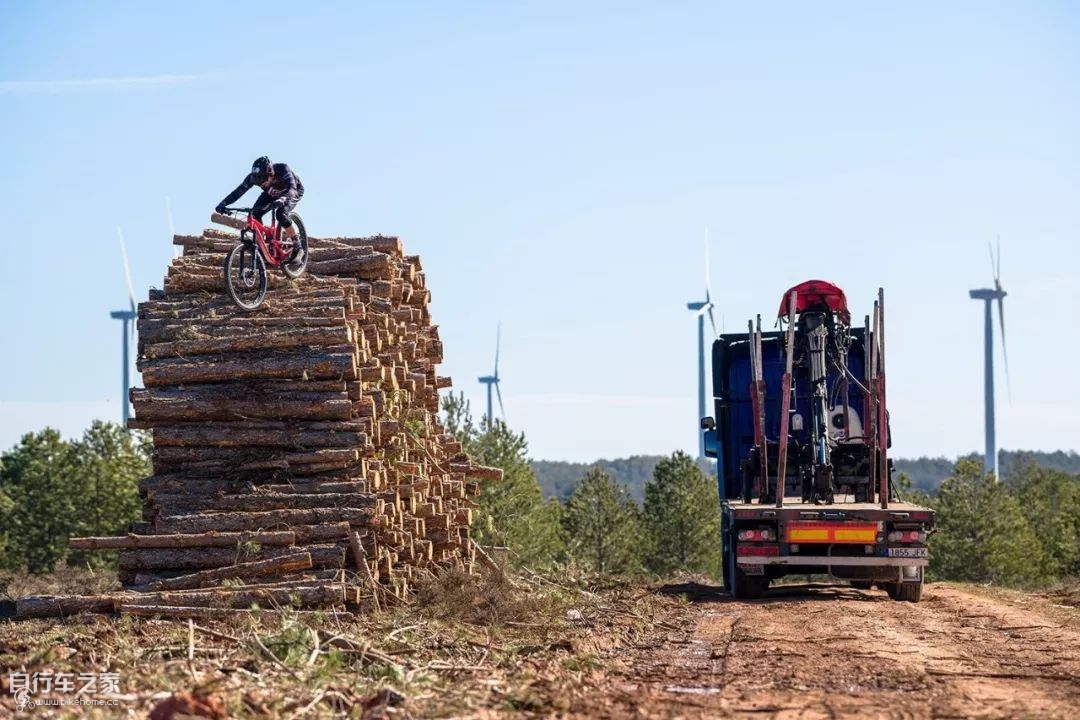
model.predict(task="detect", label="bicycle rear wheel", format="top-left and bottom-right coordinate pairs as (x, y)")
top-left (281, 212), bottom-right (309, 279)
top-left (224, 243), bottom-right (267, 310)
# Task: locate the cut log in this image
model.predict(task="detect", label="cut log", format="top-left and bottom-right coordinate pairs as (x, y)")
top-left (141, 326), bottom-right (354, 360)
top-left (152, 422), bottom-right (364, 449)
top-left (69, 530), bottom-right (296, 550)
top-left (124, 584), bottom-right (345, 608)
top-left (13, 595), bottom-right (119, 619)
top-left (153, 508), bottom-right (378, 534)
top-left (150, 491), bottom-right (378, 515)
top-left (138, 346), bottom-right (358, 386)
top-left (118, 604), bottom-right (356, 620)
top-left (131, 387), bottom-right (354, 423)
top-left (308, 252), bottom-right (394, 279)
top-left (141, 552), bottom-right (313, 591)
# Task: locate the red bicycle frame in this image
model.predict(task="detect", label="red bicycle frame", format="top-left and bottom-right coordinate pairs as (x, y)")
top-left (242, 214), bottom-right (292, 267)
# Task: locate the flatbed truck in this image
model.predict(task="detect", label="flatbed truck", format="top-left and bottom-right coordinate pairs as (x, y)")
top-left (701, 281), bottom-right (934, 602)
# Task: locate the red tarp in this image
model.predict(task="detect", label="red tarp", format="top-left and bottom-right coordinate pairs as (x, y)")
top-left (777, 280), bottom-right (851, 325)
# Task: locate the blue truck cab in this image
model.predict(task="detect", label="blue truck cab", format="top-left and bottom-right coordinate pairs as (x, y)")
top-left (701, 281), bottom-right (934, 602)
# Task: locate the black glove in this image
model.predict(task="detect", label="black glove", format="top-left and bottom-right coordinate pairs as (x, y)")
top-left (215, 203), bottom-right (227, 214)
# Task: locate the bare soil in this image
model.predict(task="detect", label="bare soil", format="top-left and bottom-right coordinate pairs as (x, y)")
top-left (1, 574), bottom-right (1077, 719)
top-left (560, 581), bottom-right (1080, 720)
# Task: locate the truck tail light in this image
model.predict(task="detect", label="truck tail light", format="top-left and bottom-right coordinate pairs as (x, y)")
top-left (737, 528), bottom-right (776, 542)
top-left (887, 530), bottom-right (927, 543)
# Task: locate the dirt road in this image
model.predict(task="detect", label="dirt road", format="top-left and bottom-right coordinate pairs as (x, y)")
top-left (562, 582), bottom-right (1080, 720)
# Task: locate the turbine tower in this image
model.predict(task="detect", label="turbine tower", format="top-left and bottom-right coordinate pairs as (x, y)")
top-left (687, 239), bottom-right (718, 458)
top-left (477, 324), bottom-right (504, 429)
top-left (110, 228), bottom-right (137, 427)
top-left (969, 239), bottom-right (1009, 478)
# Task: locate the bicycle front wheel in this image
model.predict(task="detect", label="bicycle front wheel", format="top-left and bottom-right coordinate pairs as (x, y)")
top-left (224, 243), bottom-right (267, 310)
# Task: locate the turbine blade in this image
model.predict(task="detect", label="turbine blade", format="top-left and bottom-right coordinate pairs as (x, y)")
top-left (166, 195), bottom-right (178, 260)
top-left (495, 381), bottom-right (505, 422)
top-left (995, 235), bottom-right (1002, 286)
top-left (494, 322), bottom-right (501, 377)
top-left (704, 231), bottom-right (711, 292)
top-left (707, 304), bottom-right (718, 338)
top-left (987, 240), bottom-right (997, 285)
top-left (998, 296), bottom-right (1011, 403)
top-left (705, 231), bottom-right (716, 313)
top-left (118, 227), bottom-right (137, 311)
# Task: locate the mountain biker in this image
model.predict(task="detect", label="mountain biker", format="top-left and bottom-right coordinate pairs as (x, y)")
top-left (215, 156), bottom-right (305, 247)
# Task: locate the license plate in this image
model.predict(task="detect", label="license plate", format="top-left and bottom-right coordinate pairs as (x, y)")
top-left (738, 564), bottom-right (765, 575)
top-left (888, 547), bottom-right (929, 558)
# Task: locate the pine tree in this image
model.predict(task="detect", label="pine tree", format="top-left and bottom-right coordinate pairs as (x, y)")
top-left (561, 467), bottom-right (641, 574)
top-left (66, 422), bottom-right (150, 569)
top-left (928, 459), bottom-right (1049, 586)
top-left (1010, 463), bottom-right (1080, 580)
top-left (642, 451), bottom-right (721, 577)
top-left (441, 393), bottom-right (563, 568)
top-left (0, 428), bottom-right (78, 573)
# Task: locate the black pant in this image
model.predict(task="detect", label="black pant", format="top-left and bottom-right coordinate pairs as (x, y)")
top-left (252, 190), bottom-right (302, 229)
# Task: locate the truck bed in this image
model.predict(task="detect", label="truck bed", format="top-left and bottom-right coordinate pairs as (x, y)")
top-left (726, 495), bottom-right (934, 523)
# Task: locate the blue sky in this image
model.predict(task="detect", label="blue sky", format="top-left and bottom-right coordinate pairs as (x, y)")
top-left (1, 1), bottom-right (1078, 462)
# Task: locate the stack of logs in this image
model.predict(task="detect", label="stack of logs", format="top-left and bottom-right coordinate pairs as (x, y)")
top-left (11, 218), bottom-right (502, 620)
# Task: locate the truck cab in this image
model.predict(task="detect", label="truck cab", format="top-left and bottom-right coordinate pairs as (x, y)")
top-left (702, 281), bottom-right (933, 602)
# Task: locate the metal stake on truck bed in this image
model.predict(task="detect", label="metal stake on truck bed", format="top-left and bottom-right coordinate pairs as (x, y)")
top-left (775, 291), bottom-right (797, 508)
top-left (755, 315), bottom-right (768, 500)
top-left (877, 288), bottom-right (889, 509)
top-left (865, 312), bottom-right (877, 505)
top-left (747, 319), bottom-right (763, 501)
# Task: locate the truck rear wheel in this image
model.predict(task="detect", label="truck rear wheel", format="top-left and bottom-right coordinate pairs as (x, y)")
top-left (885, 581), bottom-right (923, 603)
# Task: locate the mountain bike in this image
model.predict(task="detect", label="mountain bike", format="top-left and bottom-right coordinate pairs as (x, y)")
top-left (219, 206), bottom-right (309, 310)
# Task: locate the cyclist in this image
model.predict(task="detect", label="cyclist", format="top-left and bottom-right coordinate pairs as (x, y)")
top-left (216, 156), bottom-right (305, 249)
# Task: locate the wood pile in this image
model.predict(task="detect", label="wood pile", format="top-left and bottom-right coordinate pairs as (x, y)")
top-left (10, 220), bottom-right (502, 620)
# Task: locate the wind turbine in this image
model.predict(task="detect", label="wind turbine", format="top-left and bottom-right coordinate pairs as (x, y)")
top-left (109, 228), bottom-right (137, 427)
top-left (687, 238), bottom-right (718, 459)
top-left (477, 324), bottom-right (504, 429)
top-left (969, 238), bottom-right (1010, 479)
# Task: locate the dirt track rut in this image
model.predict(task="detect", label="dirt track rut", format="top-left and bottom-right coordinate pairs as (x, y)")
top-left (570, 583), bottom-right (1080, 720)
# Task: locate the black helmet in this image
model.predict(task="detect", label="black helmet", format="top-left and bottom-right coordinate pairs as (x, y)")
top-left (251, 156), bottom-right (272, 183)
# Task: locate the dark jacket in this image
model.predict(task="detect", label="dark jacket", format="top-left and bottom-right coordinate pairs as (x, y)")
top-left (220, 163), bottom-right (304, 207)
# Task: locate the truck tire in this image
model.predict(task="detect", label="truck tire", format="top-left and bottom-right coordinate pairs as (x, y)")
top-left (733, 568), bottom-right (767, 599)
top-left (885, 581), bottom-right (923, 603)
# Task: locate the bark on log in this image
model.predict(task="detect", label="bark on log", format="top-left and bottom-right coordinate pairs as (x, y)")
top-left (150, 491), bottom-right (378, 515)
top-left (117, 605), bottom-right (355, 620)
top-left (308, 252), bottom-right (394, 279)
top-left (314, 235), bottom-right (402, 255)
top-left (69, 530), bottom-right (296, 550)
top-left (141, 552), bottom-right (313, 591)
top-left (118, 543), bottom-right (344, 571)
top-left (139, 315), bottom-right (346, 345)
top-left (13, 595), bottom-right (118, 619)
top-left (138, 346), bottom-right (358, 386)
top-left (210, 211), bottom-right (249, 231)
top-left (154, 508), bottom-right (378, 534)
top-left (152, 426), bottom-right (364, 449)
top-left (141, 326), bottom-right (353, 360)
top-left (131, 388), bottom-right (354, 423)
top-left (124, 584), bottom-right (344, 608)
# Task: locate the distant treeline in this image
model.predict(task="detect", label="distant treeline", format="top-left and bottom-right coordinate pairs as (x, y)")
top-left (533, 450), bottom-right (1080, 501)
